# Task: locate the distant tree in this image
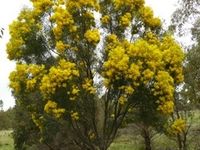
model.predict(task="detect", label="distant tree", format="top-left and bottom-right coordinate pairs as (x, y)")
top-left (0, 28), bottom-right (3, 38)
top-left (0, 100), bottom-right (3, 111)
top-left (0, 107), bottom-right (14, 130)
top-left (169, 2), bottom-right (200, 149)
top-left (171, 0), bottom-right (200, 35)
top-left (171, 0), bottom-right (200, 104)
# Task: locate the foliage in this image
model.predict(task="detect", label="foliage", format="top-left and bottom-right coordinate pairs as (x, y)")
top-left (0, 108), bottom-right (14, 130)
top-left (184, 35), bottom-right (200, 103)
top-left (12, 103), bottom-right (41, 150)
top-left (7, 0), bottom-right (184, 149)
top-left (171, 0), bottom-right (200, 34)
top-left (169, 0), bottom-right (200, 104)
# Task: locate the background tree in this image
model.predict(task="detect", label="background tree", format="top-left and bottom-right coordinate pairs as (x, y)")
top-left (0, 107), bottom-right (14, 130)
top-left (183, 20), bottom-right (200, 103)
top-left (169, 1), bottom-right (200, 149)
top-left (0, 28), bottom-right (3, 38)
top-left (171, 0), bottom-right (200, 35)
top-left (7, 0), bottom-right (184, 150)
top-left (0, 100), bottom-right (3, 111)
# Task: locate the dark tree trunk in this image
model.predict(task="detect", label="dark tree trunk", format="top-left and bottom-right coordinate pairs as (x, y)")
top-left (177, 134), bottom-right (183, 150)
top-left (183, 133), bottom-right (187, 150)
top-left (142, 127), bottom-right (152, 150)
top-left (144, 134), bottom-right (151, 150)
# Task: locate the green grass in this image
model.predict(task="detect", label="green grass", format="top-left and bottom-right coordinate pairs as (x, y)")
top-left (109, 134), bottom-right (143, 150)
top-left (109, 131), bottom-right (176, 150)
top-left (0, 130), bottom-right (14, 150)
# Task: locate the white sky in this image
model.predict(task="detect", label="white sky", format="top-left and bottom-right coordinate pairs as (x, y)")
top-left (0, 0), bottom-right (178, 110)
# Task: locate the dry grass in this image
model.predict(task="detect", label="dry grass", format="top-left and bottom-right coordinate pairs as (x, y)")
top-left (0, 130), bottom-right (14, 150)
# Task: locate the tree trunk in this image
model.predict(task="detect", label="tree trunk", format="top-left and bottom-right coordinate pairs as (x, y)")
top-left (177, 134), bottom-right (183, 150)
top-left (144, 134), bottom-right (151, 150)
top-left (183, 133), bottom-right (187, 150)
top-left (142, 127), bottom-right (152, 150)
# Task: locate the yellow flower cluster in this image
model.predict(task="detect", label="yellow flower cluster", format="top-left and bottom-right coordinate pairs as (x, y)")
top-left (6, 37), bottom-right (24, 60)
top-left (9, 64), bottom-right (28, 94)
top-left (31, 0), bottom-right (53, 16)
top-left (44, 100), bottom-right (66, 118)
top-left (88, 130), bottom-right (96, 140)
top-left (158, 101), bottom-right (174, 115)
top-left (40, 59), bottom-right (79, 98)
top-left (66, 0), bottom-right (99, 11)
top-left (120, 13), bottom-right (132, 27)
top-left (118, 95), bottom-right (128, 105)
top-left (127, 40), bottom-right (162, 71)
top-left (153, 71), bottom-right (174, 114)
top-left (103, 34), bottom-right (184, 114)
top-left (171, 118), bottom-right (186, 134)
top-left (51, 6), bottom-right (76, 39)
top-left (103, 39), bottom-right (163, 89)
top-left (7, 9), bottom-right (39, 60)
top-left (9, 64), bottom-right (46, 94)
top-left (139, 6), bottom-right (161, 29)
top-left (126, 63), bottom-right (140, 81)
top-left (83, 11), bottom-right (95, 19)
top-left (55, 41), bottom-right (70, 54)
top-left (71, 111), bottom-right (79, 121)
top-left (100, 0), bottom-right (161, 32)
top-left (144, 32), bottom-right (160, 46)
top-left (101, 15), bottom-right (110, 25)
top-left (114, 0), bottom-right (144, 11)
top-left (105, 34), bottom-right (120, 52)
top-left (84, 29), bottom-right (100, 44)
top-left (161, 35), bottom-right (184, 84)
top-left (26, 65), bottom-right (46, 91)
top-left (104, 46), bottom-right (129, 79)
top-left (141, 69), bottom-right (154, 84)
top-left (32, 113), bottom-right (44, 130)
top-left (69, 85), bottom-right (80, 100)
top-left (119, 85), bottom-right (135, 95)
top-left (82, 78), bottom-right (96, 94)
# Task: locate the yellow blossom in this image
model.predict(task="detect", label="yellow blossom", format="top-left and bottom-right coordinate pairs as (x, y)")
top-left (66, 0), bottom-right (100, 11)
top-left (119, 95), bottom-right (127, 105)
top-left (82, 78), bottom-right (96, 94)
top-left (88, 130), bottom-right (96, 140)
top-left (84, 29), bottom-right (100, 44)
top-left (40, 59), bottom-right (79, 98)
top-left (71, 111), bottom-right (79, 120)
top-left (171, 119), bottom-right (186, 134)
top-left (31, 0), bottom-right (53, 16)
top-left (44, 100), bottom-right (66, 118)
top-left (120, 13), bottom-right (132, 27)
top-left (101, 15), bottom-right (110, 24)
top-left (51, 6), bottom-right (76, 39)
top-left (139, 6), bottom-right (161, 28)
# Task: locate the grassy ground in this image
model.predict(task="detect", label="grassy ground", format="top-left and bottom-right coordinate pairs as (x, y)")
top-left (109, 124), bottom-right (177, 150)
top-left (0, 130), bottom-right (14, 150)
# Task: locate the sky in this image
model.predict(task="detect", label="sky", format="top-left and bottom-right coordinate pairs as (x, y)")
top-left (0, 0), bottom-right (178, 110)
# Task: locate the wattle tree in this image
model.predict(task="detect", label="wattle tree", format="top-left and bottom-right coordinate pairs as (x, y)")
top-left (7, 0), bottom-right (184, 150)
